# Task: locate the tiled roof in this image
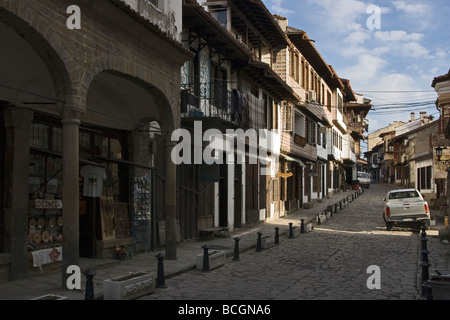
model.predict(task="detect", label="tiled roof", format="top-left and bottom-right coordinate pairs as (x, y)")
top-left (432, 69), bottom-right (450, 87)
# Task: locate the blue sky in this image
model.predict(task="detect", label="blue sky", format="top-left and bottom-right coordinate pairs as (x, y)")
top-left (265, 0), bottom-right (450, 137)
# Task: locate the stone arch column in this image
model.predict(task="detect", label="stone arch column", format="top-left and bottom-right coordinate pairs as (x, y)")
top-left (60, 105), bottom-right (83, 287)
top-left (3, 106), bottom-right (34, 280)
top-left (0, 5), bottom-right (79, 284)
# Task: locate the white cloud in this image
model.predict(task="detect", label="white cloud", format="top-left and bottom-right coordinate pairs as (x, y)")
top-left (393, 1), bottom-right (429, 17)
top-left (372, 30), bottom-right (430, 59)
top-left (267, 0), bottom-right (295, 15)
top-left (306, 0), bottom-right (368, 34)
top-left (341, 53), bottom-right (388, 87)
top-left (392, 1), bottom-right (431, 29)
top-left (401, 42), bottom-right (430, 58)
top-left (344, 25), bottom-right (372, 45)
top-left (374, 30), bottom-right (423, 42)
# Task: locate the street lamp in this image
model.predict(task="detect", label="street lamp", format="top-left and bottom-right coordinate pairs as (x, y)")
top-left (435, 146), bottom-right (450, 165)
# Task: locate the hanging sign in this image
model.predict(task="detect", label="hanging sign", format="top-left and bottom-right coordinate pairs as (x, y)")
top-left (277, 171), bottom-right (293, 178)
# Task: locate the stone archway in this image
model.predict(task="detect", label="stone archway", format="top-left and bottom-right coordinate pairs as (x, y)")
top-left (85, 70), bottom-right (178, 259)
top-left (0, 8), bottom-right (75, 282)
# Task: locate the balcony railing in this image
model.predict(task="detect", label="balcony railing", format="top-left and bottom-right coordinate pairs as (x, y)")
top-left (181, 86), bottom-right (239, 126)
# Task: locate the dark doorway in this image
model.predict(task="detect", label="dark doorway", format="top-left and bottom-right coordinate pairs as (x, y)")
top-left (219, 162), bottom-right (228, 227)
top-left (234, 163), bottom-right (242, 228)
top-left (79, 198), bottom-right (98, 258)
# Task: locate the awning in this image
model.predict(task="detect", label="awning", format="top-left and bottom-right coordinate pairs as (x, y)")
top-left (280, 154), bottom-right (305, 167)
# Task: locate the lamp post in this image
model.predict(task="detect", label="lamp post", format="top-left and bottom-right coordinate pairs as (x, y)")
top-left (435, 146), bottom-right (450, 164)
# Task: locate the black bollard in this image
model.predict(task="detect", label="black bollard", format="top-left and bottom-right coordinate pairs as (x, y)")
top-left (202, 244), bottom-right (210, 272)
top-left (233, 237), bottom-right (240, 261)
top-left (421, 232), bottom-right (429, 253)
top-left (155, 253), bottom-right (167, 288)
top-left (421, 260), bottom-right (431, 286)
top-left (274, 227), bottom-right (280, 245)
top-left (256, 231), bottom-right (262, 252)
top-left (334, 203), bottom-right (338, 214)
top-left (422, 248), bottom-right (430, 264)
top-left (317, 213), bottom-right (321, 225)
top-left (421, 224), bottom-right (428, 241)
top-left (419, 221), bottom-right (432, 299)
top-left (339, 201), bottom-right (342, 211)
top-left (300, 219), bottom-right (305, 234)
top-left (84, 269), bottom-right (96, 300)
top-left (289, 222), bottom-right (294, 239)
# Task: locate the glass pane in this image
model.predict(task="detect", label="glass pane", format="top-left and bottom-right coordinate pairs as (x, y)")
top-left (94, 135), bottom-right (108, 157)
top-left (30, 123), bottom-right (49, 149)
top-left (110, 138), bottom-right (122, 159)
top-left (79, 132), bottom-right (91, 157)
top-left (52, 127), bottom-right (63, 152)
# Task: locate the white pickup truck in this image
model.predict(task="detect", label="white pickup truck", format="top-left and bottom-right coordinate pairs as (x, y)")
top-left (357, 171), bottom-right (371, 188)
top-left (383, 189), bottom-right (431, 230)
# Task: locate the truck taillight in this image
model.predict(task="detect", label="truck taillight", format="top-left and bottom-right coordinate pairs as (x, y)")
top-left (386, 206), bottom-right (390, 217)
top-left (424, 203), bottom-right (430, 214)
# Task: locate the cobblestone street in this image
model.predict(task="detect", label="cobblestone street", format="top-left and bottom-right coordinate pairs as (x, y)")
top-left (140, 184), bottom-right (422, 300)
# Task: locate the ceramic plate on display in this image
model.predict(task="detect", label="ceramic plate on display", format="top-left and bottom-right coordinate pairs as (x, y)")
top-left (29, 218), bottom-right (36, 228)
top-left (57, 216), bottom-right (63, 226)
top-left (48, 217), bottom-right (55, 228)
top-left (41, 230), bottom-right (50, 243)
top-left (37, 217), bottom-right (45, 228)
top-left (33, 232), bottom-right (41, 244)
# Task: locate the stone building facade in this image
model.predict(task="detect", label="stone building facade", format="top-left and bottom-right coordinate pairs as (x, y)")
top-left (0, 0), bottom-right (191, 283)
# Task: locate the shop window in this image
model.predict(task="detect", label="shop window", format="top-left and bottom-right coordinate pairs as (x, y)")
top-left (28, 153), bottom-right (63, 249)
top-left (80, 132), bottom-right (91, 157)
top-left (417, 166), bottom-right (432, 190)
top-left (30, 123), bottom-right (49, 149)
top-left (110, 138), bottom-right (122, 159)
top-left (52, 127), bottom-right (63, 152)
top-left (93, 135), bottom-right (108, 157)
top-left (30, 123), bottom-right (63, 152)
top-left (82, 133), bottom-right (124, 160)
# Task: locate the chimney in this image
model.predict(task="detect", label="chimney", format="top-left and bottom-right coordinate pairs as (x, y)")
top-left (274, 15), bottom-right (288, 32)
top-left (420, 111), bottom-right (429, 124)
top-left (410, 112), bottom-right (415, 122)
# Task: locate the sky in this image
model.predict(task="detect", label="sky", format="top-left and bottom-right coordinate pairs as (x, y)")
top-left (265, 0), bottom-right (450, 144)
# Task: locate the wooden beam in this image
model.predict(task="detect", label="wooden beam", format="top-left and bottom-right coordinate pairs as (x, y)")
top-left (201, 1), bottom-right (228, 7)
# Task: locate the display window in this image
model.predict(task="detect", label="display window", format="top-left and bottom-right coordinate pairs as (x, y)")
top-left (28, 153), bottom-right (63, 249)
top-left (27, 114), bottom-right (153, 259)
top-left (28, 118), bottom-right (64, 250)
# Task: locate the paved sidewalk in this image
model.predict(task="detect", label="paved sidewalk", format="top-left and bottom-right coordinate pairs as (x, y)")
top-left (0, 188), bottom-right (360, 300)
top-left (3, 185), bottom-right (448, 300)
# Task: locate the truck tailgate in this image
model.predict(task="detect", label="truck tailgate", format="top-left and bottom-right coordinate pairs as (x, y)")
top-left (388, 200), bottom-right (425, 218)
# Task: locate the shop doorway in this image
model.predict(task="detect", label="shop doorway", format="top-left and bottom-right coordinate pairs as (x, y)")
top-left (78, 127), bottom-right (130, 258)
top-left (234, 163), bottom-right (242, 228)
top-left (218, 162), bottom-right (228, 228)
